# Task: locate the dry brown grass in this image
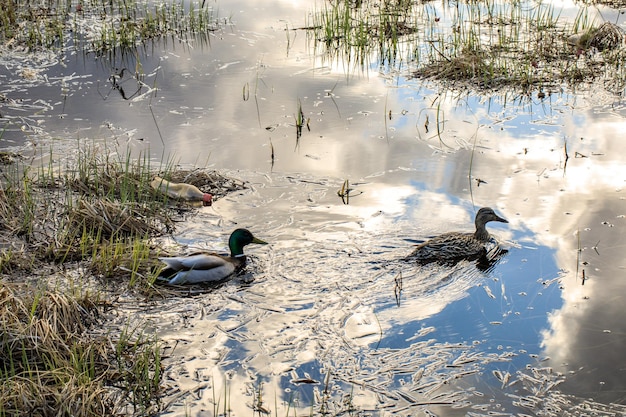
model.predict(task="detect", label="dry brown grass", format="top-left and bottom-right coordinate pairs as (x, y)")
top-left (67, 198), bottom-right (170, 239)
top-left (414, 24), bottom-right (625, 93)
top-left (0, 284), bottom-right (108, 416)
top-left (0, 283), bottom-right (162, 416)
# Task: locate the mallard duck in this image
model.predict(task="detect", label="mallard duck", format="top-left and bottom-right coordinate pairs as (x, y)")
top-left (159, 229), bottom-right (268, 285)
top-left (151, 176), bottom-right (213, 206)
top-left (405, 207), bottom-right (508, 264)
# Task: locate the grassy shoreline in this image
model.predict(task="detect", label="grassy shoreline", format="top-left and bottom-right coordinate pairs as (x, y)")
top-left (0, 143), bottom-right (246, 416)
top-left (1, 283), bottom-right (161, 416)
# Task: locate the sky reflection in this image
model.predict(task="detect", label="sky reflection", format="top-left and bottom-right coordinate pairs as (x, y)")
top-left (2, 0), bottom-right (626, 413)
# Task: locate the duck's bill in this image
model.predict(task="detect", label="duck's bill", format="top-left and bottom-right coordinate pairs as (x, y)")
top-left (496, 215), bottom-right (509, 223)
top-left (252, 237), bottom-right (268, 245)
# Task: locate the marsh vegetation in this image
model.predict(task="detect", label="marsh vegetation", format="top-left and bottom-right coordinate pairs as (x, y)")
top-left (1, 284), bottom-right (161, 416)
top-left (306, 0), bottom-right (625, 93)
top-left (2, 0), bottom-right (626, 415)
top-left (0, 142), bottom-right (247, 415)
top-left (0, 0), bottom-right (221, 54)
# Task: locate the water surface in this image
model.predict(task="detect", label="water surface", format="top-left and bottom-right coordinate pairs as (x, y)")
top-left (2, 0), bottom-right (626, 414)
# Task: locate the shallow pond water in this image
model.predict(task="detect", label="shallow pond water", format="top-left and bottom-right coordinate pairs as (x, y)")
top-left (2, 0), bottom-right (626, 415)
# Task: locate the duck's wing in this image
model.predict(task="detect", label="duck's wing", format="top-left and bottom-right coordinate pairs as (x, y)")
top-left (159, 253), bottom-right (228, 270)
top-left (166, 264), bottom-right (237, 285)
top-left (408, 232), bottom-right (462, 252)
top-left (407, 232), bottom-right (484, 263)
top-left (159, 253), bottom-right (239, 285)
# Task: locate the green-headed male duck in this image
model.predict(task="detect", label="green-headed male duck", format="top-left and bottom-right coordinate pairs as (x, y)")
top-left (159, 228), bottom-right (268, 285)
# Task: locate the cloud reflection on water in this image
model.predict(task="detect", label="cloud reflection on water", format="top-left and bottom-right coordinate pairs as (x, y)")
top-left (3, 0), bottom-right (626, 413)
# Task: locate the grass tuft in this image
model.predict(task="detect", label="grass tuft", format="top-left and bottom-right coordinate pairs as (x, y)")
top-left (0, 283), bottom-right (161, 416)
top-left (0, 142), bottom-right (244, 288)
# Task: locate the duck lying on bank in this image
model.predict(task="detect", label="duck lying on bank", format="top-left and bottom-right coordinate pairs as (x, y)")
top-left (151, 176), bottom-right (213, 206)
top-left (159, 229), bottom-right (268, 285)
top-left (405, 207), bottom-right (508, 264)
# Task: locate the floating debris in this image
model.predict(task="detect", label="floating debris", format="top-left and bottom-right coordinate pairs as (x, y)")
top-left (337, 179), bottom-right (364, 204)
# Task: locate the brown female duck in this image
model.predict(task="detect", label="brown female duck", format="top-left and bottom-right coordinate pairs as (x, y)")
top-left (405, 207), bottom-right (508, 264)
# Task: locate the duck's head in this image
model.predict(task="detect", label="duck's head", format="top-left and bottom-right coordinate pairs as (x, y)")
top-left (229, 228), bottom-right (268, 257)
top-left (475, 207), bottom-right (508, 227)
